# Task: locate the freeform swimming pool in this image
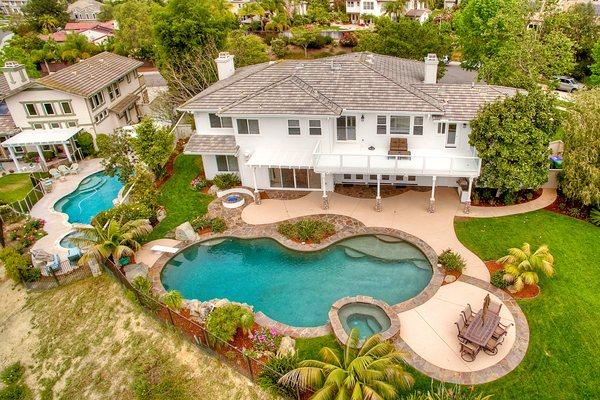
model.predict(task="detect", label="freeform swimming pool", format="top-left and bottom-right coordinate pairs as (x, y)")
top-left (161, 235), bottom-right (433, 327)
top-left (54, 171), bottom-right (123, 224)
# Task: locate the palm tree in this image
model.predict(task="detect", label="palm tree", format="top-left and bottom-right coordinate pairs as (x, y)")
top-left (265, 12), bottom-right (291, 32)
top-left (497, 243), bottom-right (555, 292)
top-left (161, 290), bottom-right (184, 311)
top-left (39, 14), bottom-right (59, 34)
top-left (383, 0), bottom-right (407, 21)
top-left (70, 218), bottom-right (152, 266)
top-left (279, 328), bottom-right (413, 399)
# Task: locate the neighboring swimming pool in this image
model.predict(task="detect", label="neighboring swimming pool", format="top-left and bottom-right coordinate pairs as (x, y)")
top-left (54, 171), bottom-right (123, 224)
top-left (161, 235), bottom-right (433, 327)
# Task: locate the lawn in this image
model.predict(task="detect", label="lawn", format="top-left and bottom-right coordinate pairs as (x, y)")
top-left (455, 210), bottom-right (600, 400)
top-left (0, 173), bottom-right (33, 203)
top-left (146, 155), bottom-right (213, 241)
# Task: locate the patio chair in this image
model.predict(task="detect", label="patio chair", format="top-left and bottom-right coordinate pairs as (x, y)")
top-left (69, 163), bottom-right (79, 174)
top-left (460, 341), bottom-right (480, 362)
top-left (57, 164), bottom-right (71, 176)
top-left (488, 301), bottom-right (502, 315)
top-left (45, 254), bottom-right (61, 274)
top-left (461, 303), bottom-right (475, 325)
top-left (49, 168), bottom-right (61, 180)
top-left (483, 334), bottom-right (506, 355)
top-left (454, 319), bottom-right (468, 343)
top-left (388, 138), bottom-right (411, 157)
top-left (493, 321), bottom-right (513, 340)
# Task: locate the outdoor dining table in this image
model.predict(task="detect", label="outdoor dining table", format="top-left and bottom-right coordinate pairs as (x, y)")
top-left (463, 309), bottom-right (501, 346)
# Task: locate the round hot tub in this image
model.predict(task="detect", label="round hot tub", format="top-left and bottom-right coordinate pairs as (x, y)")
top-left (222, 194), bottom-right (245, 209)
top-left (329, 296), bottom-right (400, 345)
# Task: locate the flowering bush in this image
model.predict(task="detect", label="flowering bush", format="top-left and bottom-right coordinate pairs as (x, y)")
top-left (191, 176), bottom-right (209, 191)
top-left (249, 327), bottom-right (282, 354)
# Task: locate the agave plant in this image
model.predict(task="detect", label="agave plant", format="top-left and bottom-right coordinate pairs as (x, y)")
top-left (497, 243), bottom-right (555, 292)
top-left (161, 290), bottom-right (184, 311)
top-left (278, 328), bottom-right (413, 399)
top-left (70, 218), bottom-right (152, 266)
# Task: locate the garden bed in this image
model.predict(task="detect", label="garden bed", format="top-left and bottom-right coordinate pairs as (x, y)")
top-left (544, 195), bottom-right (592, 222)
top-left (471, 188), bottom-right (542, 207)
top-left (486, 261), bottom-right (540, 299)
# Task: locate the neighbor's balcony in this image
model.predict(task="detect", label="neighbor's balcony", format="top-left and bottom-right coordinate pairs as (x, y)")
top-left (312, 141), bottom-right (481, 177)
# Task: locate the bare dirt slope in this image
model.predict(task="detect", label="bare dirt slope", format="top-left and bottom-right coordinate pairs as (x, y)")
top-left (0, 269), bottom-right (277, 400)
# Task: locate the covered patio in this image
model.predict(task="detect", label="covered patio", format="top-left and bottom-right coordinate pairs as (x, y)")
top-left (1, 128), bottom-right (84, 172)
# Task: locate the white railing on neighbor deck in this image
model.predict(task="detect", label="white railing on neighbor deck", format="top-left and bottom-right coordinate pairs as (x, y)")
top-left (312, 141), bottom-right (481, 177)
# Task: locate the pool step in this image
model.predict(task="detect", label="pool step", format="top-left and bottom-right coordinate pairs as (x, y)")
top-left (339, 236), bottom-right (428, 262)
top-left (344, 248), bottom-right (365, 258)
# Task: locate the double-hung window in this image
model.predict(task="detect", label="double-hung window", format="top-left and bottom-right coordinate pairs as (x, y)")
top-left (376, 115), bottom-right (387, 135)
top-left (216, 155), bottom-right (239, 172)
top-left (336, 116), bottom-right (356, 140)
top-left (209, 113), bottom-right (233, 128)
top-left (390, 116), bottom-right (410, 135)
top-left (363, 1), bottom-right (374, 10)
top-left (413, 116), bottom-right (424, 135)
top-left (288, 119), bottom-right (301, 135)
top-left (107, 83), bottom-right (121, 101)
top-left (60, 101), bottom-right (72, 115)
top-left (309, 120), bottom-right (321, 135)
top-left (25, 103), bottom-right (37, 116)
top-left (89, 91), bottom-right (104, 110)
top-left (236, 119), bottom-right (260, 135)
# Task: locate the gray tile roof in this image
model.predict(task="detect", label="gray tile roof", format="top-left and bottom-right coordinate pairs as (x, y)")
top-left (108, 93), bottom-right (139, 114)
top-left (180, 52), bottom-right (516, 121)
top-left (183, 134), bottom-right (238, 155)
top-left (0, 114), bottom-right (18, 135)
top-left (36, 52), bottom-right (143, 97)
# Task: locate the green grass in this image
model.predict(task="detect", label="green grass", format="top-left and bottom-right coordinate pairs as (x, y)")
top-left (455, 210), bottom-right (600, 400)
top-left (296, 334), bottom-right (342, 361)
top-left (0, 173), bottom-right (33, 203)
top-left (146, 155), bottom-right (213, 241)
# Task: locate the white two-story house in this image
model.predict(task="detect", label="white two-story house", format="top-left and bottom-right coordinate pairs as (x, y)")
top-left (180, 52), bottom-right (515, 211)
top-left (345, 0), bottom-right (430, 24)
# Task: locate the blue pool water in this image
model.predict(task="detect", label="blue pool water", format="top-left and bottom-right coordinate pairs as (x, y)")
top-left (161, 236), bottom-right (433, 327)
top-left (54, 171), bottom-right (123, 224)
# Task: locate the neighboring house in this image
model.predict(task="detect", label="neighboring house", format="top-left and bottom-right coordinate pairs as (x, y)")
top-left (180, 52), bottom-right (516, 210)
top-left (68, 0), bottom-right (103, 21)
top-left (0, 100), bottom-right (19, 159)
top-left (229, 0), bottom-right (255, 13)
top-left (345, 0), bottom-right (430, 24)
top-left (0, 52), bottom-right (147, 151)
top-left (0, 0), bottom-right (27, 15)
top-left (40, 21), bottom-right (116, 45)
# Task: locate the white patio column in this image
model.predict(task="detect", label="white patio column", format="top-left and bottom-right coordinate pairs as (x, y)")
top-left (464, 177), bottom-right (474, 214)
top-left (428, 176), bottom-right (437, 213)
top-left (321, 173), bottom-right (329, 210)
top-left (252, 167), bottom-right (261, 205)
top-left (7, 146), bottom-right (21, 172)
top-left (63, 142), bottom-right (73, 163)
top-left (375, 174), bottom-right (382, 212)
top-left (35, 145), bottom-right (47, 172)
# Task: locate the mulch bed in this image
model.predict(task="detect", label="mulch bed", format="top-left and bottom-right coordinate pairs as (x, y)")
top-left (485, 261), bottom-right (540, 299)
top-left (544, 195), bottom-right (592, 222)
top-left (472, 189), bottom-right (542, 208)
top-left (442, 269), bottom-right (461, 286)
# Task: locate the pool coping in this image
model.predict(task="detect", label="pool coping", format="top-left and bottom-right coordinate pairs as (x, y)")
top-left (148, 217), bottom-right (444, 339)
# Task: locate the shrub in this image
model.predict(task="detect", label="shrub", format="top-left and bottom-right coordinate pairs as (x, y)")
top-left (191, 216), bottom-right (211, 231)
top-left (257, 355), bottom-right (300, 398)
top-left (271, 37), bottom-right (287, 58)
top-left (590, 208), bottom-right (600, 226)
top-left (205, 304), bottom-right (253, 347)
top-left (93, 203), bottom-right (154, 226)
top-left (127, 166), bottom-right (159, 210)
top-left (0, 363), bottom-right (24, 385)
top-left (0, 247), bottom-right (35, 283)
top-left (161, 290), bottom-right (183, 311)
top-left (42, 150), bottom-right (55, 161)
top-left (0, 383), bottom-right (28, 400)
top-left (131, 276), bottom-right (153, 295)
top-left (191, 177), bottom-right (209, 191)
top-left (212, 173), bottom-right (240, 190)
top-left (339, 32), bottom-right (358, 47)
top-left (491, 270), bottom-right (509, 289)
top-left (76, 131), bottom-right (96, 157)
top-left (23, 152), bottom-right (38, 163)
top-left (438, 249), bottom-right (466, 272)
top-left (277, 220), bottom-right (335, 243)
top-left (210, 217), bottom-right (227, 233)
top-left (503, 191), bottom-right (518, 206)
top-left (250, 326), bottom-right (282, 353)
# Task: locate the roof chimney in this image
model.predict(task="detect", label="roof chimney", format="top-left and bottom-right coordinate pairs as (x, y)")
top-left (215, 52), bottom-right (235, 81)
top-left (424, 54), bottom-right (438, 84)
top-left (2, 61), bottom-right (30, 91)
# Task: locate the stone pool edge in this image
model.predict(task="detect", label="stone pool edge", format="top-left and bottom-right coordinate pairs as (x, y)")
top-left (148, 217), bottom-right (444, 339)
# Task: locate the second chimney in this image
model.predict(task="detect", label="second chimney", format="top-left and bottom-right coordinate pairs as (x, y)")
top-left (423, 54), bottom-right (438, 84)
top-left (215, 52), bottom-right (235, 81)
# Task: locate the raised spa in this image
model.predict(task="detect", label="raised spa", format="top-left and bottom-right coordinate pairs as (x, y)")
top-left (160, 235), bottom-right (433, 327)
top-left (329, 297), bottom-right (401, 343)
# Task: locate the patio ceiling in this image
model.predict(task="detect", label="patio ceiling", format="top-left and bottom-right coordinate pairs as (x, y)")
top-left (1, 128), bottom-right (82, 147)
top-left (246, 147), bottom-right (314, 169)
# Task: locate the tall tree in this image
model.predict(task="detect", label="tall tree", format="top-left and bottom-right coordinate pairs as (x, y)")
top-left (225, 30), bottom-right (269, 67)
top-left (469, 90), bottom-right (560, 194)
top-left (97, 131), bottom-right (135, 184)
top-left (59, 33), bottom-right (101, 62)
top-left (130, 117), bottom-right (175, 179)
top-left (560, 89), bottom-right (600, 207)
top-left (22, 0), bottom-right (69, 33)
top-left (590, 40), bottom-right (600, 86)
top-left (113, 0), bottom-right (155, 59)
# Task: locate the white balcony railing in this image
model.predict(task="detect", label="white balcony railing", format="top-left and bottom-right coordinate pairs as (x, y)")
top-left (312, 141), bottom-right (481, 177)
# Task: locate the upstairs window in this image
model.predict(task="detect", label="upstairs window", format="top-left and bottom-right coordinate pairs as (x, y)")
top-left (446, 123), bottom-right (457, 147)
top-left (25, 103), bottom-right (38, 116)
top-left (60, 101), bottom-right (73, 115)
top-left (209, 113), bottom-right (233, 128)
top-left (336, 116), bottom-right (356, 140)
top-left (107, 83), bottom-right (121, 101)
top-left (309, 120), bottom-right (321, 135)
top-left (363, 1), bottom-right (374, 10)
top-left (390, 116), bottom-right (410, 135)
top-left (89, 91), bottom-right (104, 110)
top-left (288, 119), bottom-right (301, 135)
top-left (237, 119), bottom-right (260, 135)
top-left (42, 103), bottom-right (55, 115)
top-left (413, 116), bottom-right (424, 135)
top-left (376, 115), bottom-right (387, 135)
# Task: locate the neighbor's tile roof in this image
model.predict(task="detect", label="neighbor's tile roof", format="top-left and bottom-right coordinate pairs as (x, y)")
top-left (36, 52), bottom-right (142, 97)
top-left (0, 114), bottom-right (18, 135)
top-left (108, 93), bottom-right (139, 114)
top-left (183, 135), bottom-right (238, 155)
top-left (180, 52), bottom-right (516, 121)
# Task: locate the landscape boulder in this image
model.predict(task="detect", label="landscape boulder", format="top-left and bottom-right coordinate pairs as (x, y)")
top-left (277, 336), bottom-right (296, 357)
top-left (123, 263), bottom-right (148, 282)
top-left (175, 221), bottom-right (199, 241)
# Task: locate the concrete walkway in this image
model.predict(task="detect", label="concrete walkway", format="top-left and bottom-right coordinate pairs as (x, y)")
top-left (30, 159), bottom-right (103, 256)
top-left (460, 189), bottom-right (557, 218)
